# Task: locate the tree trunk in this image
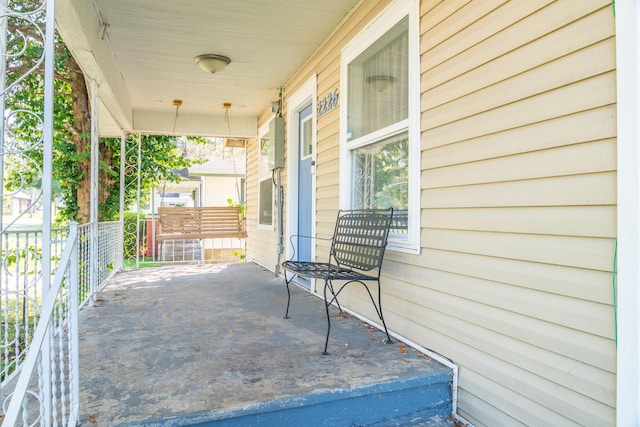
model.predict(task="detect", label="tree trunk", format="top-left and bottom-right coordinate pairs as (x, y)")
top-left (66, 54), bottom-right (91, 224)
top-left (98, 142), bottom-right (114, 220)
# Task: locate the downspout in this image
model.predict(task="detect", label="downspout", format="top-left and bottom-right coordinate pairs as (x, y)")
top-left (275, 169), bottom-right (283, 275)
top-left (274, 87), bottom-right (284, 276)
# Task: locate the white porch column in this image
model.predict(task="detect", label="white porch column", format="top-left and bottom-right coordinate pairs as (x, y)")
top-left (0, 0), bottom-right (6, 231)
top-left (135, 133), bottom-right (141, 269)
top-left (119, 131), bottom-right (126, 269)
top-left (615, 1), bottom-right (640, 425)
top-left (90, 79), bottom-right (99, 298)
top-left (41, 0), bottom-right (57, 420)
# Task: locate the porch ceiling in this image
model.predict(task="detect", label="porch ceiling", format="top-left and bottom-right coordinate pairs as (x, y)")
top-left (55, 0), bottom-right (358, 138)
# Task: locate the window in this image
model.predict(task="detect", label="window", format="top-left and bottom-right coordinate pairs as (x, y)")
top-left (341, 0), bottom-right (419, 252)
top-left (302, 114), bottom-right (313, 158)
top-left (258, 123), bottom-right (273, 227)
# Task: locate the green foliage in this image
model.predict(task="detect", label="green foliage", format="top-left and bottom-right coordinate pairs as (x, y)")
top-left (227, 198), bottom-right (246, 261)
top-left (354, 137), bottom-right (409, 210)
top-left (123, 211), bottom-right (146, 258)
top-left (227, 197), bottom-right (246, 217)
top-left (4, 23), bottom-right (198, 222)
top-left (2, 246), bottom-right (42, 274)
top-left (98, 135), bottom-right (193, 221)
top-left (372, 138), bottom-right (408, 209)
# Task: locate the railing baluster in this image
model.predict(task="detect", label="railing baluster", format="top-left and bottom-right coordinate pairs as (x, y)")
top-left (68, 222), bottom-right (80, 425)
top-left (49, 321), bottom-right (57, 426)
top-left (2, 220), bottom-right (122, 425)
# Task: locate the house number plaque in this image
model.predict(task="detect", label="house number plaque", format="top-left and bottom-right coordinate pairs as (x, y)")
top-left (317, 88), bottom-right (339, 118)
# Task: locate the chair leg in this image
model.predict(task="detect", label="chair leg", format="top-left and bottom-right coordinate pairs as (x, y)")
top-left (356, 279), bottom-right (392, 344)
top-left (376, 279), bottom-right (392, 343)
top-left (283, 272), bottom-right (292, 319)
top-left (322, 278), bottom-right (332, 355)
top-left (326, 280), bottom-right (343, 313)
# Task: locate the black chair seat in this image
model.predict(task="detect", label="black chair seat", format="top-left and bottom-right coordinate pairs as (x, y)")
top-left (282, 261), bottom-right (375, 281)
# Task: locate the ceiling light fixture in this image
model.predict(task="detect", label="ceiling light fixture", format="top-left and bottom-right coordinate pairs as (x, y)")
top-left (194, 54), bottom-right (231, 74)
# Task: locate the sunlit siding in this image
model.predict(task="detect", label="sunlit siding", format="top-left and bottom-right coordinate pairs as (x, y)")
top-left (248, 0), bottom-right (394, 273)
top-left (412, 0), bottom-right (617, 425)
top-left (315, 1), bottom-right (386, 255)
top-left (274, 0), bottom-right (393, 287)
top-left (245, 131), bottom-right (279, 270)
top-left (246, 0), bottom-right (617, 425)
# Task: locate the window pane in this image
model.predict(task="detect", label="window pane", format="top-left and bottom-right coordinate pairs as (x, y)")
top-left (302, 116), bottom-right (313, 158)
top-left (259, 138), bottom-right (271, 180)
top-left (347, 17), bottom-right (409, 141)
top-left (259, 179), bottom-right (273, 225)
top-left (352, 132), bottom-right (408, 233)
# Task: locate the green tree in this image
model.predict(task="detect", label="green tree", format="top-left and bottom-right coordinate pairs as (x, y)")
top-left (4, 6), bottom-right (196, 222)
top-left (98, 135), bottom-right (193, 221)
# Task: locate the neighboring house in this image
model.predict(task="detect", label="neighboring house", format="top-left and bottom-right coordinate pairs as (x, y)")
top-left (188, 146), bottom-right (246, 207)
top-left (154, 141), bottom-right (246, 209)
top-left (246, 1), bottom-right (618, 425)
top-left (152, 143), bottom-right (246, 261)
top-left (3, 191), bottom-right (33, 216)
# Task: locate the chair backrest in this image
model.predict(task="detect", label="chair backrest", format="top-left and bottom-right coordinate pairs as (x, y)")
top-left (330, 208), bottom-right (394, 272)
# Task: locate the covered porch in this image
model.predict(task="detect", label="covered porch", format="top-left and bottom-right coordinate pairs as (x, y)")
top-left (4, 0), bottom-right (638, 425)
top-left (78, 262), bottom-right (454, 426)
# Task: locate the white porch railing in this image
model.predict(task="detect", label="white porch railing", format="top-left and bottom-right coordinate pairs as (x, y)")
top-left (1, 221), bottom-right (123, 426)
top-left (1, 227), bottom-right (67, 386)
top-left (1, 223), bottom-right (79, 426)
top-left (77, 221), bottom-right (122, 306)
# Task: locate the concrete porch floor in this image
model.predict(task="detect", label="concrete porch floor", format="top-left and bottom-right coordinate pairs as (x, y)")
top-left (78, 262), bottom-right (453, 426)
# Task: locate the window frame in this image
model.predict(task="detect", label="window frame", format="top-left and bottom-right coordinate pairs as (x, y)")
top-left (339, 0), bottom-right (420, 254)
top-left (258, 120), bottom-right (274, 229)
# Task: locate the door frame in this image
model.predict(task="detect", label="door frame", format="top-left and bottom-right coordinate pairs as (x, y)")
top-left (286, 75), bottom-right (317, 268)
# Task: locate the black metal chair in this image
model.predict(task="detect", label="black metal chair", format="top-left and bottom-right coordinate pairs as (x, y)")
top-left (281, 208), bottom-right (394, 354)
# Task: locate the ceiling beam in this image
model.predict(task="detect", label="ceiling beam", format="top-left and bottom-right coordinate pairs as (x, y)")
top-left (56, 0), bottom-right (133, 133)
top-left (133, 110), bottom-right (257, 138)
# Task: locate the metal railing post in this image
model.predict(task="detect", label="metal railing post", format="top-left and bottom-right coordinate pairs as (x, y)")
top-left (68, 221), bottom-right (80, 424)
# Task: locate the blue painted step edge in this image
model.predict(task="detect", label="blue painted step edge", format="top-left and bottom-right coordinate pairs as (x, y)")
top-left (120, 372), bottom-right (453, 427)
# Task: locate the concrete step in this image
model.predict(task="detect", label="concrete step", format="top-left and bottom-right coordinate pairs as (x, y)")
top-left (118, 371), bottom-right (453, 427)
